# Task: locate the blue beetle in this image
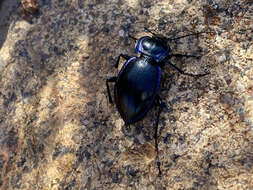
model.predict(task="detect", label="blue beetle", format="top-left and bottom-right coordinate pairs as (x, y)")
top-left (106, 27), bottom-right (211, 176)
top-left (106, 27), bottom-right (209, 125)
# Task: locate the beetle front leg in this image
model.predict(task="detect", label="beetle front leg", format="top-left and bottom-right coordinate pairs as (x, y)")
top-left (166, 61), bottom-right (210, 77)
top-left (115, 54), bottom-right (131, 68)
top-left (106, 77), bottom-right (117, 103)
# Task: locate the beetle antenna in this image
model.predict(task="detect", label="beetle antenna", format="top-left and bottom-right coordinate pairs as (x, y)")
top-left (128, 34), bottom-right (137, 42)
top-left (167, 31), bottom-right (216, 41)
top-left (144, 27), bottom-right (173, 43)
top-left (144, 27), bottom-right (160, 38)
top-left (144, 27), bottom-right (216, 42)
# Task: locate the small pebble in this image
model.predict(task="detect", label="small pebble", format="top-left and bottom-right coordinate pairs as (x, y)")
top-left (119, 29), bottom-right (125, 37)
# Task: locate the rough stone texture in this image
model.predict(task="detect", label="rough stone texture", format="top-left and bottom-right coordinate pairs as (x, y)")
top-left (0, 0), bottom-right (253, 189)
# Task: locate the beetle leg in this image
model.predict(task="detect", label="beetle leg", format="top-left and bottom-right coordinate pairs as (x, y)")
top-left (166, 61), bottom-right (210, 77)
top-left (106, 77), bottom-right (117, 103)
top-left (115, 54), bottom-right (131, 68)
top-left (154, 95), bottom-right (164, 177)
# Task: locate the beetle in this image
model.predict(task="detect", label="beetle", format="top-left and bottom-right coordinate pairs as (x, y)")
top-left (106, 27), bottom-right (212, 176)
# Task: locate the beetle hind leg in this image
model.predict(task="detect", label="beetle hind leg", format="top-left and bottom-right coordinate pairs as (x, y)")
top-left (106, 77), bottom-right (117, 103)
top-left (154, 96), bottom-right (165, 177)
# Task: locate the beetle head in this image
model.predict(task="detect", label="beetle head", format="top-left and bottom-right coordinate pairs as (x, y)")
top-left (135, 36), bottom-right (170, 62)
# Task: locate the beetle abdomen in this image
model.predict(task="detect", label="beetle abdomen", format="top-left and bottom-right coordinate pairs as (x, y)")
top-left (115, 57), bottom-right (161, 124)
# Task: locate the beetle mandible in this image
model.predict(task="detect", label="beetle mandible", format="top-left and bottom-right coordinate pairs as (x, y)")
top-left (106, 27), bottom-right (212, 176)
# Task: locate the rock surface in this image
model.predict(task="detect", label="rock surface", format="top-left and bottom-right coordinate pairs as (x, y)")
top-left (0, 0), bottom-right (253, 189)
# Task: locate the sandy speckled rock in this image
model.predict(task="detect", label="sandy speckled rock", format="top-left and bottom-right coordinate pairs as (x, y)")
top-left (0, 0), bottom-right (253, 189)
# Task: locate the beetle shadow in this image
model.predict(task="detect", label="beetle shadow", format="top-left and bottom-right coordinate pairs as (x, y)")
top-left (0, 0), bottom-right (20, 49)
